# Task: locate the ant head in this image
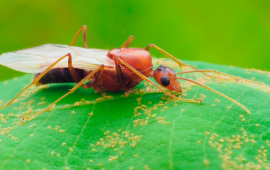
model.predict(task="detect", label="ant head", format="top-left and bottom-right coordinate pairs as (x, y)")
top-left (153, 65), bottom-right (182, 93)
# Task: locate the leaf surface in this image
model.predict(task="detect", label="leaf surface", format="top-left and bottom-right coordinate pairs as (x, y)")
top-left (0, 59), bottom-right (270, 170)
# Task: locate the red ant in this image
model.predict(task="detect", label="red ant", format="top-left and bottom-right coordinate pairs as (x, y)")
top-left (0, 25), bottom-right (254, 122)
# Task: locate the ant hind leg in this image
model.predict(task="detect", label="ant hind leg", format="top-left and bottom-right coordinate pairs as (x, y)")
top-left (0, 53), bottom-right (80, 111)
top-left (70, 25), bottom-right (87, 48)
top-left (24, 65), bottom-right (104, 122)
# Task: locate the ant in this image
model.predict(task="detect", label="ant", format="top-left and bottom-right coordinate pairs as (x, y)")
top-left (0, 25), bottom-right (258, 122)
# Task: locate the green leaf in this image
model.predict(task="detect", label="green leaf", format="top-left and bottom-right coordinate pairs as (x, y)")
top-left (0, 59), bottom-right (270, 170)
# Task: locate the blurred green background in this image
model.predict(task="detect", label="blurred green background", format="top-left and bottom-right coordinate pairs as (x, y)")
top-left (0, 0), bottom-right (269, 81)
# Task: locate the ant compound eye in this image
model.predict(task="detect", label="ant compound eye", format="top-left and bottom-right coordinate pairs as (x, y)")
top-left (161, 75), bottom-right (170, 86)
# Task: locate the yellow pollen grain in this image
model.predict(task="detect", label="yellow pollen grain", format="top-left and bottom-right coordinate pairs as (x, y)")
top-left (203, 160), bottom-right (209, 166)
top-left (219, 139), bottom-right (224, 143)
top-left (26, 159), bottom-right (30, 163)
top-left (54, 125), bottom-right (59, 130)
top-left (145, 165), bottom-right (150, 170)
top-left (136, 98), bottom-right (142, 102)
top-left (256, 124), bottom-right (260, 127)
top-left (74, 102), bottom-right (80, 106)
top-left (215, 99), bottom-right (221, 103)
top-left (89, 112), bottom-right (93, 116)
top-left (200, 94), bottom-right (206, 98)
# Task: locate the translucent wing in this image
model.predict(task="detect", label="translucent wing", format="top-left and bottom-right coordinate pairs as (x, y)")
top-left (0, 44), bottom-right (115, 73)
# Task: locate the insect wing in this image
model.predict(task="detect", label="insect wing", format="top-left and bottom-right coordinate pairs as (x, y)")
top-left (0, 44), bottom-right (114, 73)
top-left (69, 46), bottom-right (114, 70)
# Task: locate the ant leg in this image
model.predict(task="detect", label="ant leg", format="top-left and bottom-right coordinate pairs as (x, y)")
top-left (146, 44), bottom-right (198, 70)
top-left (0, 53), bottom-right (80, 110)
top-left (115, 58), bottom-right (128, 90)
top-left (92, 65), bottom-right (105, 89)
top-left (146, 44), bottom-right (264, 85)
top-left (24, 65), bottom-right (104, 121)
top-left (176, 70), bottom-right (265, 85)
top-left (176, 77), bottom-right (250, 114)
top-left (116, 58), bottom-right (202, 103)
top-left (70, 25), bottom-right (87, 48)
top-left (121, 36), bottom-right (134, 48)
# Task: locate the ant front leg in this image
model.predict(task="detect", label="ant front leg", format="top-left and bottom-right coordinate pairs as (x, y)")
top-left (146, 44), bottom-right (265, 86)
top-left (176, 70), bottom-right (265, 85)
top-left (0, 53), bottom-right (80, 110)
top-left (176, 76), bottom-right (250, 114)
top-left (121, 36), bottom-right (134, 48)
top-left (70, 25), bottom-right (87, 48)
top-left (146, 44), bottom-right (198, 71)
top-left (115, 58), bottom-right (202, 103)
